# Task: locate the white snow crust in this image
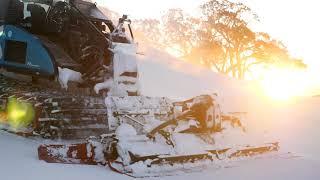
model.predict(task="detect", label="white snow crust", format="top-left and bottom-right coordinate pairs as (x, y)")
top-left (105, 96), bottom-right (172, 131)
top-left (94, 78), bottom-right (129, 96)
top-left (112, 43), bottom-right (138, 80)
top-left (94, 43), bottom-right (140, 95)
top-left (58, 67), bottom-right (83, 89)
top-left (94, 78), bottom-right (114, 94)
top-left (115, 123), bottom-right (137, 138)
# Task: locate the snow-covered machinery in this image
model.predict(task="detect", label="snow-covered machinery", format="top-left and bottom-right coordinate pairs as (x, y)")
top-left (0, 1), bottom-right (280, 176)
top-left (0, 0), bottom-right (139, 138)
top-left (38, 94), bottom-right (279, 177)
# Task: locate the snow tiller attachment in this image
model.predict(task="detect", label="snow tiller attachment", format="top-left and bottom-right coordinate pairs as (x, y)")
top-left (38, 94), bottom-right (280, 177)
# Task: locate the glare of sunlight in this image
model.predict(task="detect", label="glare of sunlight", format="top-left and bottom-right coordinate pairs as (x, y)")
top-left (257, 68), bottom-right (311, 101)
top-left (165, 46), bottom-right (184, 58)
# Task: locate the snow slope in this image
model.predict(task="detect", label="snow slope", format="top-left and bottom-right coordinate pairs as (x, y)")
top-left (137, 46), bottom-right (257, 113)
top-left (1, 47), bottom-right (320, 179)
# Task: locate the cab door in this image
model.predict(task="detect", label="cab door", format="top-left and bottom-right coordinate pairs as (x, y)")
top-left (0, 25), bottom-right (57, 78)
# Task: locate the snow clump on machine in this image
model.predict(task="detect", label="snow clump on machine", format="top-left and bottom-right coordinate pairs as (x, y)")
top-left (94, 43), bottom-right (140, 96)
top-left (58, 67), bottom-right (83, 89)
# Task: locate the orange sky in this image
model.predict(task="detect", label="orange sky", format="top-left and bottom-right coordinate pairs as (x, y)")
top-left (97, 0), bottom-right (320, 70)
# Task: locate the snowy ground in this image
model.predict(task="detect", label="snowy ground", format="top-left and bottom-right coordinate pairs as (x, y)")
top-left (1, 105), bottom-right (320, 180)
top-left (1, 47), bottom-right (320, 179)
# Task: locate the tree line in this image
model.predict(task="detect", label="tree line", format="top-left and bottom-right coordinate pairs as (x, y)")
top-left (132, 0), bottom-right (306, 79)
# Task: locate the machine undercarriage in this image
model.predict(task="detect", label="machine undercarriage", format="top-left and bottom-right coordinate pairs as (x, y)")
top-left (37, 95), bottom-right (280, 177)
top-left (0, 74), bottom-right (109, 139)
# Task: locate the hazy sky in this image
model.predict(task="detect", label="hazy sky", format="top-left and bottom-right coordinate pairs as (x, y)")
top-left (96, 0), bottom-right (206, 19)
top-left (96, 0), bottom-right (320, 69)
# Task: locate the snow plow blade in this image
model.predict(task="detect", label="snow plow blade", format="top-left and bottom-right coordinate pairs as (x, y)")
top-left (38, 142), bottom-right (279, 165)
top-left (109, 142), bottom-right (280, 177)
top-left (38, 141), bottom-right (279, 176)
top-left (128, 142), bottom-right (279, 165)
top-left (38, 143), bottom-right (97, 165)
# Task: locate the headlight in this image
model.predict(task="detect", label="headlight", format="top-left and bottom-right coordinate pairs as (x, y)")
top-left (7, 97), bottom-right (35, 129)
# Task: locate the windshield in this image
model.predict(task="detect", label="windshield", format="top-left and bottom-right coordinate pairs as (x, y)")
top-left (0, 0), bottom-right (9, 23)
top-left (71, 0), bottom-right (109, 22)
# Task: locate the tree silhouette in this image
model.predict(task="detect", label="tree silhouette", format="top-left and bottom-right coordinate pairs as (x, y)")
top-left (114, 0), bottom-right (307, 79)
top-left (132, 19), bottom-right (164, 49)
top-left (188, 0), bottom-right (305, 79)
top-left (161, 9), bottom-right (197, 55)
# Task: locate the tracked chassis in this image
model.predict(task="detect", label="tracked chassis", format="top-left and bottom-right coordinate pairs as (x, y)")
top-left (0, 75), bottom-right (109, 139)
top-left (36, 94), bottom-right (281, 178)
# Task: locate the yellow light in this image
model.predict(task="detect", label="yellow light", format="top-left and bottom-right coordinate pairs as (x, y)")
top-left (7, 97), bottom-right (35, 129)
top-left (9, 109), bottom-right (27, 121)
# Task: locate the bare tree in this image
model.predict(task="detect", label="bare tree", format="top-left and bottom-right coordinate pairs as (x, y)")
top-left (124, 0), bottom-right (306, 79)
top-left (198, 0), bottom-right (306, 79)
top-left (162, 9), bottom-right (198, 55)
top-left (132, 19), bottom-right (164, 48)
top-left (200, 0), bottom-right (259, 78)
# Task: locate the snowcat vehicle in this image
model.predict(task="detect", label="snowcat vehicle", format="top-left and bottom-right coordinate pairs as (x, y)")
top-left (0, 0), bottom-right (139, 138)
top-left (0, 0), bottom-right (280, 176)
top-left (38, 95), bottom-right (279, 177)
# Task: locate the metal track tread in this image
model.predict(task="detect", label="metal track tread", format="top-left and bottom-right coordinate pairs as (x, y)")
top-left (0, 75), bottom-right (109, 139)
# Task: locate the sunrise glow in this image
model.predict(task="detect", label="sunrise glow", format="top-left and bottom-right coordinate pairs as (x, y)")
top-left (255, 68), bottom-right (311, 101)
top-left (96, 0), bottom-right (320, 100)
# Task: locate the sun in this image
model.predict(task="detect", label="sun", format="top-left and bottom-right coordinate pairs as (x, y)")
top-left (256, 67), bottom-right (310, 101)
top-left (261, 76), bottom-right (297, 101)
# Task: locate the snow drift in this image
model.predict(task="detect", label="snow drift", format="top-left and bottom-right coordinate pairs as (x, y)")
top-left (136, 45), bottom-right (258, 113)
